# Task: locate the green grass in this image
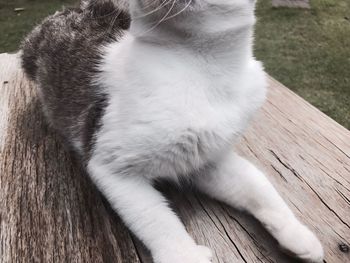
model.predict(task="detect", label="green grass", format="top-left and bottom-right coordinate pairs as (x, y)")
top-left (255, 0), bottom-right (350, 129)
top-left (0, 0), bottom-right (349, 128)
top-left (0, 0), bottom-right (76, 53)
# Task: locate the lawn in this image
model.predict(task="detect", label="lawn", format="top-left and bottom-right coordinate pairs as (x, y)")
top-left (255, 0), bottom-right (350, 129)
top-left (0, 0), bottom-right (76, 52)
top-left (0, 0), bottom-right (349, 128)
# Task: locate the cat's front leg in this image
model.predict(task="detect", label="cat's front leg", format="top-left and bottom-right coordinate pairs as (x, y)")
top-left (194, 152), bottom-right (324, 263)
top-left (88, 159), bottom-right (213, 263)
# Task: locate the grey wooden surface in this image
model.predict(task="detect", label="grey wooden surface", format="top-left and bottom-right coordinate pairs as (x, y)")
top-left (1, 53), bottom-right (349, 262)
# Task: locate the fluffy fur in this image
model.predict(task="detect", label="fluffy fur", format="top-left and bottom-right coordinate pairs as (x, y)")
top-left (21, 0), bottom-right (324, 262)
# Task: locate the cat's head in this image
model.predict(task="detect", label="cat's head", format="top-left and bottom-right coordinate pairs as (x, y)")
top-left (130, 0), bottom-right (257, 34)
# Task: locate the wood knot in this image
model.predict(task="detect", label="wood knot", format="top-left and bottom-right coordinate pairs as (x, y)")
top-left (339, 243), bottom-right (349, 253)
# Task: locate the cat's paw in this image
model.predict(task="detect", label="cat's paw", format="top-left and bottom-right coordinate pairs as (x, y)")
top-left (154, 244), bottom-right (213, 263)
top-left (276, 220), bottom-right (324, 263)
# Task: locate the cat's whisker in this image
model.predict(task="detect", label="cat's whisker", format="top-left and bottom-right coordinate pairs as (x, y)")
top-left (133, 0), bottom-right (171, 20)
top-left (108, 9), bottom-right (122, 33)
top-left (162, 0), bottom-right (193, 22)
top-left (137, 0), bottom-right (176, 36)
top-left (140, 0), bottom-right (164, 10)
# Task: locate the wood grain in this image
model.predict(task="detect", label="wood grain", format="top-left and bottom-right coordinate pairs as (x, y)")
top-left (0, 53), bottom-right (349, 263)
top-left (0, 53), bottom-right (141, 263)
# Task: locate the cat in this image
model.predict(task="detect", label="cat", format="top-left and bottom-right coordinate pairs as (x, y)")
top-left (21, 0), bottom-right (324, 262)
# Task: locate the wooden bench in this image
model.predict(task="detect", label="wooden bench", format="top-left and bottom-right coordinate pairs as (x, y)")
top-left (0, 53), bottom-right (349, 263)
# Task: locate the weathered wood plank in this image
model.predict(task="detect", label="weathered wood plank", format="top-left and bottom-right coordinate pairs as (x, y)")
top-left (0, 53), bottom-right (349, 263)
top-left (236, 76), bottom-right (350, 262)
top-left (0, 53), bottom-right (141, 263)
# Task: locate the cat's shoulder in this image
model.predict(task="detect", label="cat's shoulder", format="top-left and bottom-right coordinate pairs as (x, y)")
top-left (21, 0), bottom-right (130, 81)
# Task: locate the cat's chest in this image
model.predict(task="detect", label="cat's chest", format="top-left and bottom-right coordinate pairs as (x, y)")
top-left (102, 52), bottom-right (266, 145)
top-left (108, 68), bottom-right (251, 137)
top-left (97, 43), bottom-right (267, 176)
top-left (101, 98), bottom-right (240, 177)
top-left (99, 102), bottom-right (246, 179)
top-left (101, 74), bottom-right (261, 177)
top-left (116, 58), bottom-right (265, 135)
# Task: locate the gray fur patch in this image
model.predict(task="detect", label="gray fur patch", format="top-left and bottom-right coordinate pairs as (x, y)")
top-left (21, 0), bottom-right (130, 161)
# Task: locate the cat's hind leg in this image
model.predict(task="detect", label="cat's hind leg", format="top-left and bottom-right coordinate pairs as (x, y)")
top-left (194, 152), bottom-right (323, 263)
top-left (88, 159), bottom-right (213, 263)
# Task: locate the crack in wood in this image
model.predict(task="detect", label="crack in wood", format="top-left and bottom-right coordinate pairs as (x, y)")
top-left (270, 164), bottom-right (288, 182)
top-left (302, 179), bottom-right (350, 230)
top-left (320, 134), bottom-right (350, 159)
top-left (335, 189), bottom-right (350, 205)
top-left (269, 149), bottom-right (304, 181)
top-left (225, 212), bottom-right (275, 263)
top-left (269, 149), bottom-right (350, 231)
top-left (195, 196), bottom-right (248, 263)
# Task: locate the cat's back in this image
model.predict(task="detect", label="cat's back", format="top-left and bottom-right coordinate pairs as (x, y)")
top-left (21, 0), bottom-right (130, 153)
top-left (21, 0), bottom-right (130, 84)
